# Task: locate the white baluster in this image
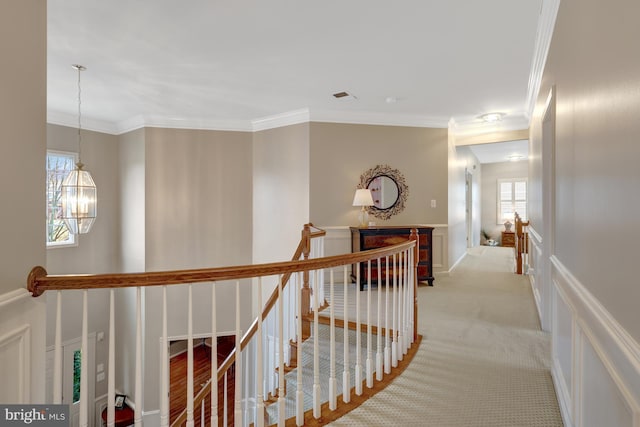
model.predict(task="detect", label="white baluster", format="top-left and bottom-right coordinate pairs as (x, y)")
top-left (366, 260), bottom-right (373, 388)
top-left (160, 286), bottom-right (169, 427)
top-left (355, 263), bottom-right (363, 396)
top-left (135, 287), bottom-right (142, 426)
top-left (384, 256), bottom-right (391, 375)
top-left (313, 270), bottom-right (321, 418)
top-left (392, 254), bottom-right (398, 368)
top-left (80, 290), bottom-right (88, 427)
top-left (342, 265), bottom-right (351, 403)
top-left (329, 269), bottom-right (337, 411)
top-left (235, 281), bottom-right (243, 427)
top-left (223, 371), bottom-right (228, 426)
top-left (256, 278), bottom-right (264, 427)
top-left (296, 272), bottom-right (304, 426)
top-left (108, 289), bottom-right (116, 427)
top-left (278, 276), bottom-right (285, 427)
top-left (187, 285), bottom-right (194, 427)
top-left (409, 248), bottom-right (415, 345)
top-left (53, 291), bottom-right (62, 404)
top-left (211, 283), bottom-right (218, 427)
top-left (376, 259), bottom-right (383, 382)
top-left (200, 398), bottom-right (205, 427)
top-left (404, 249), bottom-right (410, 352)
top-left (398, 252), bottom-right (404, 362)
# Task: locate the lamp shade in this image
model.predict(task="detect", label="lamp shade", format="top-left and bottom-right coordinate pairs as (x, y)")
top-left (60, 163), bottom-right (97, 234)
top-left (352, 189), bottom-right (374, 207)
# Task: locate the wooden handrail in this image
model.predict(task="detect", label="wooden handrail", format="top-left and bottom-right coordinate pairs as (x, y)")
top-left (28, 238), bottom-right (415, 298)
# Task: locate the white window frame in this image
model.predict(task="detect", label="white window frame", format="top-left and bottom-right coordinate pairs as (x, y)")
top-left (46, 150), bottom-right (78, 248)
top-left (497, 178), bottom-right (527, 224)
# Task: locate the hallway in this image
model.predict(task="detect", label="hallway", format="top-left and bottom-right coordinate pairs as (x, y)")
top-left (328, 246), bottom-right (563, 426)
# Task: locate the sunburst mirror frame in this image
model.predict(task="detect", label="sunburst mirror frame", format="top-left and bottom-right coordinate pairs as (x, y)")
top-left (358, 164), bottom-right (409, 220)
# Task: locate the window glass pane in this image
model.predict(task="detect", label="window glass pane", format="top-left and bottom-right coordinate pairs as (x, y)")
top-left (47, 151), bottom-right (75, 246)
top-left (515, 181), bottom-right (527, 200)
top-left (500, 182), bottom-right (512, 200)
top-left (73, 349), bottom-right (81, 404)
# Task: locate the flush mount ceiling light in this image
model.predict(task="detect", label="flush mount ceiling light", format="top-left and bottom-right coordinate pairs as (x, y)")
top-left (60, 64), bottom-right (97, 235)
top-left (479, 112), bottom-right (506, 123)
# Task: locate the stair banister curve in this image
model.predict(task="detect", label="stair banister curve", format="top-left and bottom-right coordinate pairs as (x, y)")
top-left (28, 224), bottom-right (422, 427)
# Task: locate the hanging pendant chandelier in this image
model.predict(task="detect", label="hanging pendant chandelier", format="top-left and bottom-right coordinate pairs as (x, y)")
top-left (60, 64), bottom-right (97, 235)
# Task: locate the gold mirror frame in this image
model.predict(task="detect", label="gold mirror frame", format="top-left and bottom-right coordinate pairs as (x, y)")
top-left (358, 164), bottom-right (409, 220)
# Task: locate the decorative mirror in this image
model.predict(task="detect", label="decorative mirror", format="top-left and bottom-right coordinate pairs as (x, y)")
top-left (358, 164), bottom-right (408, 220)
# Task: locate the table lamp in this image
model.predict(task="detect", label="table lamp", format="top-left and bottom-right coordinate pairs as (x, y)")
top-left (352, 189), bottom-right (374, 227)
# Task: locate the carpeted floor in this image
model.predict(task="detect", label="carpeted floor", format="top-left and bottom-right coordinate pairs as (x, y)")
top-left (327, 246), bottom-right (563, 427)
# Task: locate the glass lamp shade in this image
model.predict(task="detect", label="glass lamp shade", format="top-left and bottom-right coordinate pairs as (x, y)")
top-left (60, 163), bottom-right (97, 234)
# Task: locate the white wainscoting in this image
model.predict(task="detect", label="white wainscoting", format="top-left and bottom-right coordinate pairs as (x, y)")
top-left (322, 225), bottom-right (449, 276)
top-left (0, 288), bottom-right (46, 404)
top-left (550, 256), bottom-right (640, 427)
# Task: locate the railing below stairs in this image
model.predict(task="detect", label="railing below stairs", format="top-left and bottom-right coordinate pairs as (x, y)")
top-left (28, 224), bottom-right (421, 426)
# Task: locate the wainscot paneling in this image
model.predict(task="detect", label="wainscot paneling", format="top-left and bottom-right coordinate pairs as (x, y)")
top-left (0, 288), bottom-right (45, 404)
top-left (551, 256), bottom-right (640, 427)
top-left (0, 323), bottom-right (30, 403)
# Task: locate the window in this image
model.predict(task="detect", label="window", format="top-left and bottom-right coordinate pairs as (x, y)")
top-left (47, 151), bottom-right (76, 247)
top-left (497, 178), bottom-right (527, 223)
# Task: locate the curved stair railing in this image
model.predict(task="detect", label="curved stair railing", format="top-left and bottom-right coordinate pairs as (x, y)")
top-left (28, 224), bottom-right (421, 427)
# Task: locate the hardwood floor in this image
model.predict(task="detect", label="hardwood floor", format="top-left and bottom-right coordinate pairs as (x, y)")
top-left (169, 336), bottom-right (235, 426)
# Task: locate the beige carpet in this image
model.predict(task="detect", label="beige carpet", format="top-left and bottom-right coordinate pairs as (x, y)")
top-left (327, 246), bottom-right (563, 427)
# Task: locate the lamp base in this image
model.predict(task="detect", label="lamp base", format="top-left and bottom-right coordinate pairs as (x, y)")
top-left (358, 208), bottom-right (369, 228)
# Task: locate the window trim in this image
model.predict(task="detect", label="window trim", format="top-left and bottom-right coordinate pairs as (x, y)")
top-left (46, 149), bottom-right (78, 249)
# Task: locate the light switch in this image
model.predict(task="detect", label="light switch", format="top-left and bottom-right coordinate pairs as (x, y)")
top-left (431, 199), bottom-right (437, 208)
top-left (97, 363), bottom-right (104, 373)
top-left (97, 372), bottom-right (105, 382)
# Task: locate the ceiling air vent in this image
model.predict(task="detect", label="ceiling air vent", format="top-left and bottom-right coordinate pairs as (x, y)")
top-left (333, 91), bottom-right (357, 100)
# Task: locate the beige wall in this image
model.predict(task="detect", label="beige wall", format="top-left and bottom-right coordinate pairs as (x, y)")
top-left (0, 0), bottom-right (47, 403)
top-left (142, 127), bottom-right (254, 411)
top-left (0, 0), bottom-right (47, 293)
top-left (531, 0), bottom-right (640, 342)
top-left (309, 122), bottom-right (448, 227)
top-left (253, 123), bottom-right (310, 301)
top-left (530, 0), bottom-right (640, 423)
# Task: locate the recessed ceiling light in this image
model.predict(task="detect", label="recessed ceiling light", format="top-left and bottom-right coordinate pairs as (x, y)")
top-left (508, 154), bottom-right (524, 162)
top-left (479, 112), bottom-right (506, 123)
top-left (385, 96), bottom-right (397, 104)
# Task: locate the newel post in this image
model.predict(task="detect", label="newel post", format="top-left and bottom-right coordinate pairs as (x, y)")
top-left (409, 229), bottom-right (419, 342)
top-left (301, 224), bottom-right (312, 339)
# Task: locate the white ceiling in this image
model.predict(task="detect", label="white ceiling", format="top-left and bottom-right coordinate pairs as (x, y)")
top-left (47, 0), bottom-right (546, 135)
top-left (468, 139), bottom-right (529, 164)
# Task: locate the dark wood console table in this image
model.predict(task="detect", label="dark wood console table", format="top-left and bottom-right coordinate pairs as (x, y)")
top-left (350, 226), bottom-right (434, 290)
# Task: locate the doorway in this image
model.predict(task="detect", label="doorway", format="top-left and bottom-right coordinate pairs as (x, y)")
top-left (45, 334), bottom-right (96, 427)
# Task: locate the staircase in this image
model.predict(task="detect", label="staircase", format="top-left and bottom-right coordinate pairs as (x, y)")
top-left (28, 224), bottom-right (421, 426)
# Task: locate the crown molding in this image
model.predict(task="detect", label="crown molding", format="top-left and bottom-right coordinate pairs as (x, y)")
top-left (251, 108), bottom-right (310, 131)
top-left (47, 111), bottom-right (120, 135)
top-left (116, 115), bottom-right (252, 135)
top-left (48, 108), bottom-right (450, 135)
top-left (525, 0), bottom-right (561, 121)
top-left (310, 109), bottom-right (448, 128)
